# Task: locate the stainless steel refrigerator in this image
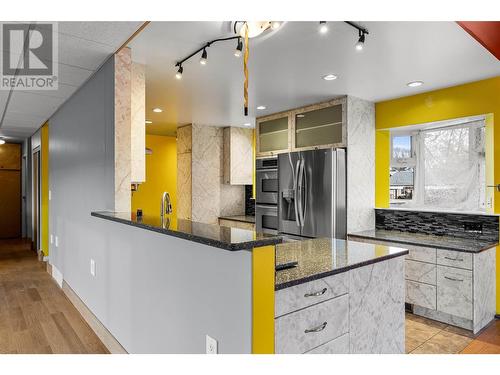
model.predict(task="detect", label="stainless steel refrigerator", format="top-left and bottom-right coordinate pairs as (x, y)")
top-left (278, 148), bottom-right (346, 239)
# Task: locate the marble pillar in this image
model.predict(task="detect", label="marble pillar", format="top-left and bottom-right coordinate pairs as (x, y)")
top-left (114, 48), bottom-right (132, 212)
top-left (177, 125), bottom-right (192, 220)
top-left (131, 62), bottom-right (146, 184)
top-left (346, 96), bottom-right (375, 233)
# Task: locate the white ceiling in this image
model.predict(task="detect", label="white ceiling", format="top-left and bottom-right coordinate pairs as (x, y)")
top-left (0, 21), bottom-right (143, 141)
top-left (128, 21), bottom-right (500, 136)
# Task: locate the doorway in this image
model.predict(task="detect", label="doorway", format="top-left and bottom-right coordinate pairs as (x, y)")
top-left (0, 143), bottom-right (22, 238)
top-left (32, 149), bottom-right (41, 251)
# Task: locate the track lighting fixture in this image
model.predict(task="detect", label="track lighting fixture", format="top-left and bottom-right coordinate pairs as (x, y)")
top-left (200, 48), bottom-right (208, 65)
top-left (175, 65), bottom-right (183, 79)
top-left (319, 21), bottom-right (328, 34)
top-left (234, 38), bottom-right (243, 57)
top-left (355, 30), bottom-right (365, 51)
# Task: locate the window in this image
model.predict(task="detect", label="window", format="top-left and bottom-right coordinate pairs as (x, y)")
top-left (389, 118), bottom-right (486, 212)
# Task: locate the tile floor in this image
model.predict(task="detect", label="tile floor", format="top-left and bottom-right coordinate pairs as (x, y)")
top-left (405, 312), bottom-right (476, 354)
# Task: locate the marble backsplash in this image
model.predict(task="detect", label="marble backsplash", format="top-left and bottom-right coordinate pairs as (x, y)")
top-left (375, 209), bottom-right (499, 242)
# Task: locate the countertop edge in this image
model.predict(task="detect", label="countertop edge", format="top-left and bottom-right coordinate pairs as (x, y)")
top-left (274, 249), bottom-right (409, 291)
top-left (91, 212), bottom-right (282, 251)
top-left (218, 216), bottom-right (256, 224)
top-left (348, 233), bottom-right (498, 254)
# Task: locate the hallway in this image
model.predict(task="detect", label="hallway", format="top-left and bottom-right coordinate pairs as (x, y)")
top-left (0, 239), bottom-right (108, 354)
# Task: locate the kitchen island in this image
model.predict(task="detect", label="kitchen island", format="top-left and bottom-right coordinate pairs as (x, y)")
top-left (91, 211), bottom-right (408, 354)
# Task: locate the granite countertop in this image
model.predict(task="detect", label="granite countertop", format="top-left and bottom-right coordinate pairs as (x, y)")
top-left (218, 215), bottom-right (255, 224)
top-left (91, 211), bottom-right (281, 251)
top-left (348, 229), bottom-right (499, 253)
top-left (275, 238), bottom-right (408, 290)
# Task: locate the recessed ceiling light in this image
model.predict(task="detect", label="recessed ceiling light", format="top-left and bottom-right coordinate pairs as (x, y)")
top-left (271, 21), bottom-right (281, 30)
top-left (257, 105), bottom-right (266, 110)
top-left (146, 120), bottom-right (152, 124)
top-left (323, 74), bottom-right (337, 81)
top-left (153, 108), bottom-right (163, 113)
top-left (318, 21), bottom-right (328, 34)
top-left (243, 123), bottom-right (252, 127)
top-left (407, 81), bottom-right (424, 87)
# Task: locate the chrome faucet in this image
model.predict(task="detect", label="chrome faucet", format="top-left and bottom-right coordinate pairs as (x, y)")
top-left (161, 191), bottom-right (173, 217)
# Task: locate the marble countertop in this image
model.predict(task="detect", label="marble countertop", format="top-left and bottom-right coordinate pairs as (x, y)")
top-left (91, 211), bottom-right (281, 251)
top-left (348, 229), bottom-right (499, 253)
top-left (218, 215), bottom-right (255, 224)
top-left (275, 238), bottom-right (408, 290)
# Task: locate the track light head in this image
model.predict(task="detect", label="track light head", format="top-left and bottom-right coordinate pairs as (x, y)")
top-left (355, 31), bottom-right (365, 51)
top-left (319, 21), bottom-right (328, 34)
top-left (234, 38), bottom-right (243, 57)
top-left (200, 48), bottom-right (208, 65)
top-left (175, 65), bottom-right (183, 80)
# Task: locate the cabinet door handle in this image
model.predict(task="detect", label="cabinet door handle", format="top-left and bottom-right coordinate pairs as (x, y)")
top-left (445, 276), bottom-right (464, 282)
top-left (304, 322), bottom-right (327, 333)
top-left (444, 256), bottom-right (463, 261)
top-left (304, 288), bottom-right (327, 297)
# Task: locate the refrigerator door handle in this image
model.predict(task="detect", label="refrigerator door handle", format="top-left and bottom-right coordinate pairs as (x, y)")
top-left (298, 158), bottom-right (305, 227)
top-left (302, 158), bottom-right (307, 226)
top-left (294, 158), bottom-right (301, 227)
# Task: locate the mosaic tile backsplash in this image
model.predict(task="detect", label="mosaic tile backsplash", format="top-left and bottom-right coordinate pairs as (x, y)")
top-left (245, 185), bottom-right (255, 216)
top-left (375, 209), bottom-right (499, 242)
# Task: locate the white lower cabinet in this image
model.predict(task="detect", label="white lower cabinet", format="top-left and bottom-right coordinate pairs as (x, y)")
top-left (349, 235), bottom-right (496, 334)
top-left (305, 333), bottom-right (350, 354)
top-left (275, 294), bottom-right (349, 354)
top-left (406, 280), bottom-right (436, 310)
top-left (436, 265), bottom-right (473, 320)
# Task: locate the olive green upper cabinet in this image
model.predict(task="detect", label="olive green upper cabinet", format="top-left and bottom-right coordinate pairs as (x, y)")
top-left (256, 97), bottom-right (346, 157)
top-left (256, 113), bottom-right (291, 157)
top-left (292, 98), bottom-right (346, 151)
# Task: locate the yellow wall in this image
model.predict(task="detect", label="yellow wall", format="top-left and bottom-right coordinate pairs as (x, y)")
top-left (131, 135), bottom-right (177, 219)
top-left (41, 123), bottom-right (49, 257)
top-left (375, 76), bottom-right (500, 313)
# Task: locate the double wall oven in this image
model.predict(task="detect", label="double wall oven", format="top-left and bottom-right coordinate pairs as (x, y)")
top-left (255, 157), bottom-right (279, 234)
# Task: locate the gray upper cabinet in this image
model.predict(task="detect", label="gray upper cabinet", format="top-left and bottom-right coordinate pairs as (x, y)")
top-left (256, 97), bottom-right (346, 158)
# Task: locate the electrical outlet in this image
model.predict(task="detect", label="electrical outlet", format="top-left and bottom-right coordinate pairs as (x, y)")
top-left (55, 236), bottom-right (59, 247)
top-left (90, 259), bottom-right (96, 277)
top-left (50, 234), bottom-right (53, 245)
top-left (206, 335), bottom-right (217, 354)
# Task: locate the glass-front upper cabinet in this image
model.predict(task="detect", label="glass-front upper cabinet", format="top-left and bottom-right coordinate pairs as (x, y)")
top-left (292, 98), bottom-right (346, 151)
top-left (256, 113), bottom-right (291, 156)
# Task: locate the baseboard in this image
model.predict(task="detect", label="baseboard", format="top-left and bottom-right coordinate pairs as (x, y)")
top-left (51, 265), bottom-right (64, 288)
top-left (46, 262), bottom-right (52, 275)
top-left (62, 281), bottom-right (128, 354)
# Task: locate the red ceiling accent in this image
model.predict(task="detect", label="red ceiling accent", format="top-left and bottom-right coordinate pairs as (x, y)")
top-left (457, 21), bottom-right (500, 60)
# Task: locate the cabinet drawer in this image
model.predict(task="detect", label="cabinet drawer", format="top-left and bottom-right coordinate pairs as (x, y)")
top-left (275, 272), bottom-right (348, 317)
top-left (275, 294), bottom-right (349, 354)
top-left (437, 250), bottom-right (472, 270)
top-left (405, 260), bottom-right (436, 285)
top-left (405, 246), bottom-right (436, 264)
top-left (437, 265), bottom-right (473, 320)
top-left (406, 280), bottom-right (436, 310)
top-left (305, 333), bottom-right (349, 354)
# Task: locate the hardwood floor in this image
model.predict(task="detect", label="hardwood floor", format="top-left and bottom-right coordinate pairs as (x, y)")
top-left (0, 239), bottom-right (108, 354)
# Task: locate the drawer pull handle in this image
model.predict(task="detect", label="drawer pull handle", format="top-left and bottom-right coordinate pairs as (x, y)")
top-left (444, 256), bottom-right (463, 262)
top-left (304, 288), bottom-right (327, 297)
top-left (445, 276), bottom-right (464, 282)
top-left (305, 322), bottom-right (327, 333)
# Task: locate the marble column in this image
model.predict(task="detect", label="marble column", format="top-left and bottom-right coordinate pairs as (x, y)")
top-left (177, 125), bottom-right (192, 220)
top-left (346, 96), bottom-right (375, 233)
top-left (114, 48), bottom-right (132, 212)
top-left (131, 62), bottom-right (146, 184)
